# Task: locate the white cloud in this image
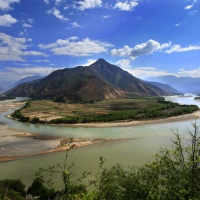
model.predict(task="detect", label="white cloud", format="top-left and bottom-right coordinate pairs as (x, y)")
top-left (55, 0), bottom-right (62, 5)
top-left (111, 45), bottom-right (132, 57)
top-left (0, 32), bottom-right (46, 61)
top-left (165, 44), bottom-right (200, 53)
top-left (175, 23), bottom-right (180, 27)
top-left (114, 0), bottom-right (138, 11)
top-left (22, 18), bottom-right (34, 28)
top-left (116, 59), bottom-right (132, 69)
top-left (178, 68), bottom-right (200, 77)
top-left (185, 0), bottom-right (197, 10)
top-left (44, 0), bottom-right (65, 5)
top-left (111, 40), bottom-right (171, 59)
top-left (22, 23), bottom-right (32, 28)
top-left (185, 4), bottom-right (194, 9)
top-left (80, 59), bottom-right (97, 66)
top-left (33, 60), bottom-right (51, 63)
top-left (5, 66), bottom-right (60, 76)
top-left (39, 37), bottom-right (113, 56)
top-left (71, 22), bottom-right (83, 28)
top-left (0, 14), bottom-right (17, 27)
top-left (102, 15), bottom-right (110, 19)
top-left (125, 67), bottom-right (174, 79)
top-left (75, 0), bottom-right (102, 11)
top-left (0, 66), bottom-right (62, 86)
top-left (47, 7), bottom-right (68, 21)
top-left (44, 0), bottom-right (50, 4)
top-left (0, 0), bottom-right (20, 10)
top-left (130, 40), bottom-right (161, 57)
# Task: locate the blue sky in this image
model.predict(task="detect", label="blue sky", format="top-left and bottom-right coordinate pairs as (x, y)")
top-left (0, 0), bottom-right (200, 87)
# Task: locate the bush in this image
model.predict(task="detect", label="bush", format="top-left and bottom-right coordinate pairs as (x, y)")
top-left (0, 179), bottom-right (26, 199)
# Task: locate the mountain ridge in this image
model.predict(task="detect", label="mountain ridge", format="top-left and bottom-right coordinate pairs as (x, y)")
top-left (145, 75), bottom-right (200, 93)
top-left (6, 59), bottom-right (178, 102)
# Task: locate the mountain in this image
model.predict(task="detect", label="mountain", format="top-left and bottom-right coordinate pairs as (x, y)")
top-left (144, 75), bottom-right (200, 93)
top-left (6, 59), bottom-right (176, 102)
top-left (146, 81), bottom-right (181, 95)
top-left (0, 86), bottom-right (5, 94)
top-left (13, 75), bottom-right (44, 87)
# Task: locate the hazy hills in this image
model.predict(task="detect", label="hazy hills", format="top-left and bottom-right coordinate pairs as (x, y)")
top-left (6, 59), bottom-right (179, 102)
top-left (13, 75), bottom-right (44, 87)
top-left (145, 75), bottom-right (200, 93)
top-left (146, 81), bottom-right (180, 95)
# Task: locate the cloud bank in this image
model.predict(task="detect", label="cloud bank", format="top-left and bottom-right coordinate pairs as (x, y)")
top-left (39, 36), bottom-right (113, 56)
top-left (111, 39), bottom-right (171, 59)
top-left (0, 32), bottom-right (46, 61)
top-left (0, 14), bottom-right (17, 27)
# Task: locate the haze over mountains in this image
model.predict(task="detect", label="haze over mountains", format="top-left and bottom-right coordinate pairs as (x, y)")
top-left (145, 76), bottom-right (200, 94)
top-left (0, 75), bottom-right (44, 95)
top-left (13, 75), bottom-right (44, 88)
top-left (5, 59), bottom-right (179, 102)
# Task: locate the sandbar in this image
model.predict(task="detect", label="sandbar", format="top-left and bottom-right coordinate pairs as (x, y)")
top-left (0, 100), bottom-right (199, 162)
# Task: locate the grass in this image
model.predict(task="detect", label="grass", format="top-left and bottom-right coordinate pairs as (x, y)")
top-left (18, 97), bottom-right (199, 124)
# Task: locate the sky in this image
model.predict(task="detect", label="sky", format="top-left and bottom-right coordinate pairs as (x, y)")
top-left (0, 0), bottom-right (200, 87)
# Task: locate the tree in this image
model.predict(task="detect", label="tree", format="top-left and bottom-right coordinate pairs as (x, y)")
top-left (95, 120), bottom-right (200, 199)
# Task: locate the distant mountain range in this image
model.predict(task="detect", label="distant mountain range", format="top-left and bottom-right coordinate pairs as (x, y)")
top-left (6, 59), bottom-right (179, 102)
top-left (144, 75), bottom-right (200, 94)
top-left (0, 75), bottom-right (44, 94)
top-left (13, 75), bottom-right (44, 87)
top-left (146, 81), bottom-right (180, 95)
top-left (0, 87), bottom-right (5, 94)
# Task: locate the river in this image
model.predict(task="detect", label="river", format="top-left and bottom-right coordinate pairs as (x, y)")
top-left (0, 95), bottom-right (200, 189)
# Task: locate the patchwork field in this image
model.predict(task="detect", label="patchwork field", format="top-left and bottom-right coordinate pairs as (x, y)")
top-left (18, 97), bottom-right (199, 124)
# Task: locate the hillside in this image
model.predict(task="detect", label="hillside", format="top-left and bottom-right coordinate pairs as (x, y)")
top-left (146, 81), bottom-right (181, 95)
top-left (13, 75), bottom-right (44, 87)
top-left (6, 59), bottom-right (176, 102)
top-left (145, 75), bottom-right (200, 93)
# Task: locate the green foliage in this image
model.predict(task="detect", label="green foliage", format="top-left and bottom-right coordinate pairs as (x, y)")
top-left (31, 117), bottom-right (40, 124)
top-left (27, 178), bottom-right (55, 200)
top-left (26, 140), bottom-right (89, 199)
top-left (81, 103), bottom-right (198, 123)
top-left (0, 96), bottom-right (15, 101)
top-left (1, 122), bottom-right (200, 199)
top-left (94, 121), bottom-right (200, 200)
top-left (11, 101), bottom-right (32, 122)
top-left (0, 179), bottom-right (26, 200)
top-left (11, 110), bottom-right (30, 122)
top-left (49, 117), bottom-right (79, 124)
top-left (11, 98), bottom-right (199, 124)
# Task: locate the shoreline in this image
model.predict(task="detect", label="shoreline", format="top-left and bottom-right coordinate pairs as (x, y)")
top-left (48, 110), bottom-right (200, 128)
top-left (1, 101), bottom-right (200, 163)
top-left (0, 136), bottom-right (103, 163)
top-left (6, 109), bottom-right (200, 128)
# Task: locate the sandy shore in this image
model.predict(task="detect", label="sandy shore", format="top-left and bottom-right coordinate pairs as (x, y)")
top-left (54, 110), bottom-right (200, 128)
top-left (0, 136), bottom-right (102, 163)
top-left (0, 101), bottom-right (102, 163)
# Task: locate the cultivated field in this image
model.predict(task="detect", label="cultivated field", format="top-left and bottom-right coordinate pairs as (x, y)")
top-left (20, 97), bottom-right (198, 124)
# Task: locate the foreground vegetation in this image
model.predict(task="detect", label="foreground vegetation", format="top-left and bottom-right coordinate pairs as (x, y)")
top-left (1, 122), bottom-right (200, 199)
top-left (11, 97), bottom-right (198, 124)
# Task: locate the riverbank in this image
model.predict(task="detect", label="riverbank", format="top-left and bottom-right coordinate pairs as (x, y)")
top-left (0, 100), bottom-right (199, 163)
top-left (0, 123), bottom-right (102, 163)
top-left (49, 109), bottom-right (200, 128)
top-left (0, 101), bottom-right (103, 162)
